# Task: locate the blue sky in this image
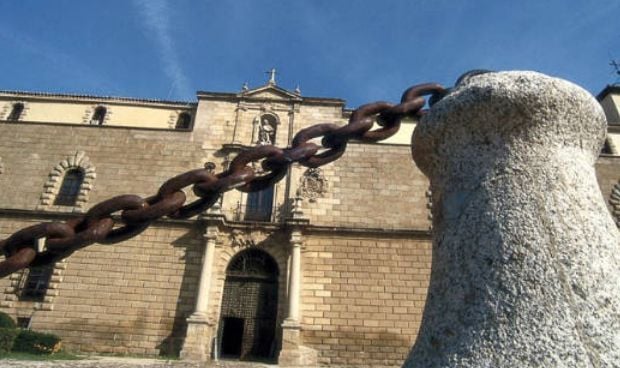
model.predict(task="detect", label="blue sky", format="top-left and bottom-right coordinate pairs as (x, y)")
top-left (0, 1), bottom-right (618, 108)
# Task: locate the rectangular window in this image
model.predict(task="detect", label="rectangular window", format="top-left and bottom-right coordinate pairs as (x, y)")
top-left (19, 265), bottom-right (53, 301)
top-left (244, 186), bottom-right (274, 222)
top-left (16, 317), bottom-right (31, 329)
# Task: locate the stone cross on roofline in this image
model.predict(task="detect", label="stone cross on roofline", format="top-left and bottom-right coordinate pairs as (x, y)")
top-left (266, 68), bottom-right (277, 85)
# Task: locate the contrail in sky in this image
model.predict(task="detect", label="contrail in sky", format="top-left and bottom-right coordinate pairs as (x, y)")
top-left (132, 0), bottom-right (193, 99)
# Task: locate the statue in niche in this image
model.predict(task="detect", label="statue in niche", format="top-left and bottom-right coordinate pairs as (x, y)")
top-left (254, 115), bottom-right (277, 145)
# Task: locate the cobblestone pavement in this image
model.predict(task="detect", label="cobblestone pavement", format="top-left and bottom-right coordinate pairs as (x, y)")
top-left (0, 356), bottom-right (279, 368)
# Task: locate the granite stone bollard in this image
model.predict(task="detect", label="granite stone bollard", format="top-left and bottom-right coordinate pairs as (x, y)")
top-left (405, 71), bottom-right (620, 367)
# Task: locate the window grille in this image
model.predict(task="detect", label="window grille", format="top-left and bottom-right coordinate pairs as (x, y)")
top-left (18, 265), bottom-right (53, 301)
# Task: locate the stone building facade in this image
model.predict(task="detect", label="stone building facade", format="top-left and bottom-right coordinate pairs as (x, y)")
top-left (0, 78), bottom-right (618, 367)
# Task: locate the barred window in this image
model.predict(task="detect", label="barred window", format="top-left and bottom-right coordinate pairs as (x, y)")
top-left (7, 103), bottom-right (24, 121)
top-left (175, 112), bottom-right (192, 130)
top-left (19, 265), bottom-right (53, 301)
top-left (54, 169), bottom-right (84, 206)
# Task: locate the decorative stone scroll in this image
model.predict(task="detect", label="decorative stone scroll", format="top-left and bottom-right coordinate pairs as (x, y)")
top-left (610, 181), bottom-right (620, 227)
top-left (229, 228), bottom-right (269, 248)
top-left (297, 168), bottom-right (328, 202)
top-left (38, 151), bottom-right (96, 211)
top-left (405, 71), bottom-right (620, 367)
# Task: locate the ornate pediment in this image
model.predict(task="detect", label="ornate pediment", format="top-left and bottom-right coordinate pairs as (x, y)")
top-left (243, 85), bottom-right (301, 101)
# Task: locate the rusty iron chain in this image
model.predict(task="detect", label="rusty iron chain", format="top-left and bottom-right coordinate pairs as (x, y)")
top-left (0, 82), bottom-right (446, 278)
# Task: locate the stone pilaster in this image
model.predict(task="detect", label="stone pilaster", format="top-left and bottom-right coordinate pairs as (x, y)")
top-left (180, 224), bottom-right (219, 361)
top-left (279, 211), bottom-right (317, 367)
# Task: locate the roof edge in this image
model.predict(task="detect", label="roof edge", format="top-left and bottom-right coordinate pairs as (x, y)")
top-left (0, 90), bottom-right (196, 106)
top-left (596, 84), bottom-right (620, 101)
top-left (197, 90), bottom-right (346, 105)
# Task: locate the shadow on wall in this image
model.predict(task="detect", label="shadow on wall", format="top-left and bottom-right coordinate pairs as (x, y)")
top-left (157, 228), bottom-right (202, 357)
top-left (57, 228), bottom-right (201, 356)
top-left (62, 309), bottom-right (148, 354)
top-left (310, 329), bottom-right (415, 366)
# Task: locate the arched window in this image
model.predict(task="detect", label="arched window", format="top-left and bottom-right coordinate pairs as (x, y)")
top-left (226, 248), bottom-right (279, 280)
top-left (245, 185), bottom-right (274, 222)
top-left (54, 169), bottom-right (84, 206)
top-left (90, 106), bottom-right (107, 125)
top-left (7, 103), bottom-right (24, 121)
top-left (175, 112), bottom-right (192, 130)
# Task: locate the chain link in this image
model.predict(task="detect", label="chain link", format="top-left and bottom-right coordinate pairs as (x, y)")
top-left (0, 82), bottom-right (446, 278)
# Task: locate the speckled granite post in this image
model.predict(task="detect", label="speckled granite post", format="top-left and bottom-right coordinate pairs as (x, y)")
top-left (405, 71), bottom-right (620, 367)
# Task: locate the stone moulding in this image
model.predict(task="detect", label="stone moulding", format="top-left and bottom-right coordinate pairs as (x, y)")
top-left (609, 181), bottom-right (620, 227)
top-left (406, 71), bottom-right (620, 367)
top-left (38, 151), bottom-right (96, 212)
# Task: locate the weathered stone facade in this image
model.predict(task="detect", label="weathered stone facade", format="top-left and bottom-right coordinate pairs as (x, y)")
top-left (0, 79), bottom-right (618, 367)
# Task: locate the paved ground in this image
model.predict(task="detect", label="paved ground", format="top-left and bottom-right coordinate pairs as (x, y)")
top-left (0, 356), bottom-right (278, 368)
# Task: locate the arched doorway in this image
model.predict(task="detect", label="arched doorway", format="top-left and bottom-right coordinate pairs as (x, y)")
top-left (218, 248), bottom-right (279, 361)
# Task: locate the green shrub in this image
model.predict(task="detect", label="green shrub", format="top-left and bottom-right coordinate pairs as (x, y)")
top-left (13, 329), bottom-right (62, 355)
top-left (0, 312), bottom-right (16, 329)
top-left (0, 327), bottom-right (19, 353)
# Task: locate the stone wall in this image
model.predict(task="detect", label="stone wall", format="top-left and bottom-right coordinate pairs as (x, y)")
top-left (0, 216), bottom-right (201, 355)
top-left (300, 232), bottom-right (431, 366)
top-left (0, 123), bottom-right (206, 211)
top-left (295, 143), bottom-right (431, 230)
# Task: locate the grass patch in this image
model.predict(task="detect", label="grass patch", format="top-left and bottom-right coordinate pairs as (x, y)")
top-left (0, 351), bottom-right (83, 360)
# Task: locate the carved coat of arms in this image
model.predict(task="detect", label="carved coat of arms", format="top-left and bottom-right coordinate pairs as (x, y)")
top-left (297, 168), bottom-right (328, 202)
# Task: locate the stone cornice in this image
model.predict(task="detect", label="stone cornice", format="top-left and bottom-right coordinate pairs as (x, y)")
top-left (0, 90), bottom-right (196, 109)
top-left (607, 124), bottom-right (620, 133)
top-left (197, 90), bottom-right (346, 107)
top-left (596, 84), bottom-right (620, 101)
top-left (0, 208), bottom-right (195, 228)
top-left (0, 209), bottom-right (432, 238)
top-left (0, 119), bottom-right (195, 133)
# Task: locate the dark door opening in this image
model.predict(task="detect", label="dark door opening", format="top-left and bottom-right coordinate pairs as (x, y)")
top-left (218, 249), bottom-right (279, 362)
top-left (220, 317), bottom-right (244, 358)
